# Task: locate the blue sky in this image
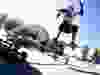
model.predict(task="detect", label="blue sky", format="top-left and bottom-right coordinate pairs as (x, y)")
top-left (80, 0), bottom-right (100, 48)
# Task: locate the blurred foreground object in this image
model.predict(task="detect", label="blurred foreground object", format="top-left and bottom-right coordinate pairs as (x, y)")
top-left (96, 48), bottom-right (100, 64)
